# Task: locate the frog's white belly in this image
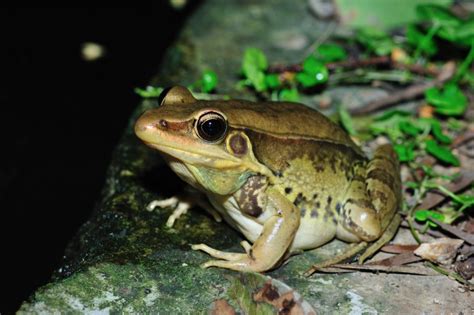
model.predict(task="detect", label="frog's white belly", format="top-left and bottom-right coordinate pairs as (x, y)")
top-left (207, 195), bottom-right (337, 251)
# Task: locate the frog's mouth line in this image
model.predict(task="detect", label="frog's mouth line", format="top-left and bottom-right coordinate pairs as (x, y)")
top-left (142, 141), bottom-right (242, 169)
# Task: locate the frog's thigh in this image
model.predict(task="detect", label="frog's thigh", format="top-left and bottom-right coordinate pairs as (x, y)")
top-left (192, 188), bottom-right (300, 272)
top-left (339, 173), bottom-right (381, 242)
top-left (365, 144), bottom-right (401, 230)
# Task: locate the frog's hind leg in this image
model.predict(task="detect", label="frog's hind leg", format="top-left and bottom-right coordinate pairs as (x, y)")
top-left (304, 242), bottom-right (368, 276)
top-left (360, 144), bottom-right (402, 263)
top-left (305, 145), bottom-right (401, 275)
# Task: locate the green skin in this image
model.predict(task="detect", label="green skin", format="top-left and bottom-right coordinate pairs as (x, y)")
top-left (135, 86), bottom-right (402, 273)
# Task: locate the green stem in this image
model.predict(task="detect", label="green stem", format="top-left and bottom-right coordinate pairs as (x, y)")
top-left (425, 262), bottom-right (473, 288)
top-left (431, 183), bottom-right (464, 204)
top-left (454, 41), bottom-right (474, 82)
top-left (414, 23), bottom-right (440, 60)
top-left (407, 217), bottom-right (422, 244)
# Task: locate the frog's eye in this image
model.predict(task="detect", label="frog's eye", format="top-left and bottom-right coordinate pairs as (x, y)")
top-left (196, 112), bottom-right (227, 142)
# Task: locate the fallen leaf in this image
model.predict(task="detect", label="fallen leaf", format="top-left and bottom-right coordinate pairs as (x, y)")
top-left (381, 244), bottom-right (420, 254)
top-left (366, 252), bottom-right (422, 266)
top-left (414, 237), bottom-right (464, 265)
top-left (253, 281), bottom-right (309, 315)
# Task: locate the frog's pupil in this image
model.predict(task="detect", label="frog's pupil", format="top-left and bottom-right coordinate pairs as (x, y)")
top-left (200, 118), bottom-right (225, 141)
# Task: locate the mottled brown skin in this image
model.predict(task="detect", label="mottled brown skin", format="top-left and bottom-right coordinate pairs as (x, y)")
top-left (135, 86), bottom-right (402, 273)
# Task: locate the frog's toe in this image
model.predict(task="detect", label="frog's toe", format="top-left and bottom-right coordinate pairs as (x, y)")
top-left (200, 259), bottom-right (249, 270)
top-left (192, 243), bottom-right (246, 261)
top-left (240, 240), bottom-right (252, 254)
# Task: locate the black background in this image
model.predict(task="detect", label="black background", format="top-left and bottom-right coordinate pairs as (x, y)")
top-left (0, 4), bottom-right (200, 313)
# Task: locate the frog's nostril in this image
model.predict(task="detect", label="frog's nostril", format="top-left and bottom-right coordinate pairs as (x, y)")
top-left (158, 119), bottom-right (168, 128)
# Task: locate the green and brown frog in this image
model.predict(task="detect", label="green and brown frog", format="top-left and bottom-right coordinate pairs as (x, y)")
top-left (134, 86), bottom-right (402, 273)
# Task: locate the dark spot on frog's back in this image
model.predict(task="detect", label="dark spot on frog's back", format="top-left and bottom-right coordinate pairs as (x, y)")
top-left (293, 193), bottom-right (304, 206)
top-left (285, 187), bottom-right (292, 194)
top-left (300, 208), bottom-right (306, 217)
top-left (310, 209), bottom-right (318, 218)
top-left (335, 202), bottom-right (342, 214)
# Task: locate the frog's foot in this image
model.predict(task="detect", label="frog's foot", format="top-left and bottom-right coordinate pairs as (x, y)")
top-left (358, 213), bottom-right (401, 264)
top-left (146, 195), bottom-right (222, 228)
top-left (192, 241), bottom-right (276, 272)
top-left (304, 242), bottom-right (368, 276)
top-left (147, 197), bottom-right (191, 228)
top-left (192, 243), bottom-right (248, 262)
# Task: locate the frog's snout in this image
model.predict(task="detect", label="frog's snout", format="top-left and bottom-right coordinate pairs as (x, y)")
top-left (135, 110), bottom-right (159, 139)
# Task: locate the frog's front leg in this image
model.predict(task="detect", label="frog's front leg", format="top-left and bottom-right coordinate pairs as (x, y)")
top-left (192, 188), bottom-right (300, 272)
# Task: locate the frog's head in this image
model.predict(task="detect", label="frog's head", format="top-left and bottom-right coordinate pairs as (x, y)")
top-left (135, 86), bottom-right (271, 195)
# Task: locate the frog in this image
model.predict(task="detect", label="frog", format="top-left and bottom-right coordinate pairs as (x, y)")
top-left (134, 86), bottom-right (402, 274)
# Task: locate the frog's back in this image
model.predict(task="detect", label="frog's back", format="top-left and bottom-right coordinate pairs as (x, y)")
top-left (220, 100), bottom-right (362, 154)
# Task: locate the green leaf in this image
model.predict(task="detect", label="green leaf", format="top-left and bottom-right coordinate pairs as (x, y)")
top-left (264, 74), bottom-right (281, 89)
top-left (399, 120), bottom-right (422, 137)
top-left (242, 48), bottom-right (268, 92)
top-left (296, 72), bottom-right (318, 88)
top-left (369, 113), bottom-right (408, 140)
top-left (455, 194), bottom-right (474, 205)
top-left (394, 143), bottom-right (415, 162)
top-left (242, 48), bottom-right (268, 73)
top-left (374, 110), bottom-right (411, 121)
top-left (279, 88), bottom-right (299, 102)
top-left (134, 86), bottom-right (164, 98)
top-left (406, 25), bottom-right (438, 56)
top-left (420, 118), bottom-right (452, 144)
top-left (416, 4), bottom-right (460, 28)
top-left (315, 43), bottom-right (347, 62)
top-left (200, 70), bottom-right (218, 93)
top-left (338, 106), bottom-right (356, 136)
top-left (405, 181), bottom-right (420, 189)
top-left (297, 56), bottom-right (329, 87)
top-left (356, 27), bottom-right (396, 56)
top-left (414, 209), bottom-right (446, 227)
top-left (302, 56), bottom-right (329, 81)
top-left (424, 139), bottom-right (459, 166)
top-left (416, 5), bottom-right (466, 44)
top-left (425, 83), bottom-right (467, 116)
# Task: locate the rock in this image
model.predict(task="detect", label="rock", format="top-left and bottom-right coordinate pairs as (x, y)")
top-left (19, 1), bottom-right (474, 313)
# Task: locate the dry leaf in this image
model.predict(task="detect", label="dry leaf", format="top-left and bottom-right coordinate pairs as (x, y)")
top-left (253, 281), bottom-right (312, 315)
top-left (414, 238), bottom-right (464, 265)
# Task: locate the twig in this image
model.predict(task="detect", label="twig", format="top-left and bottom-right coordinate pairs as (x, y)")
top-left (349, 61), bottom-right (456, 116)
top-left (425, 261), bottom-right (474, 289)
top-left (415, 170), bottom-right (474, 211)
top-left (451, 130), bottom-right (474, 149)
top-left (268, 56), bottom-right (440, 77)
top-left (326, 56), bottom-right (391, 71)
top-left (316, 263), bottom-right (437, 275)
top-left (429, 218), bottom-right (474, 245)
top-left (400, 220), bottom-right (447, 238)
